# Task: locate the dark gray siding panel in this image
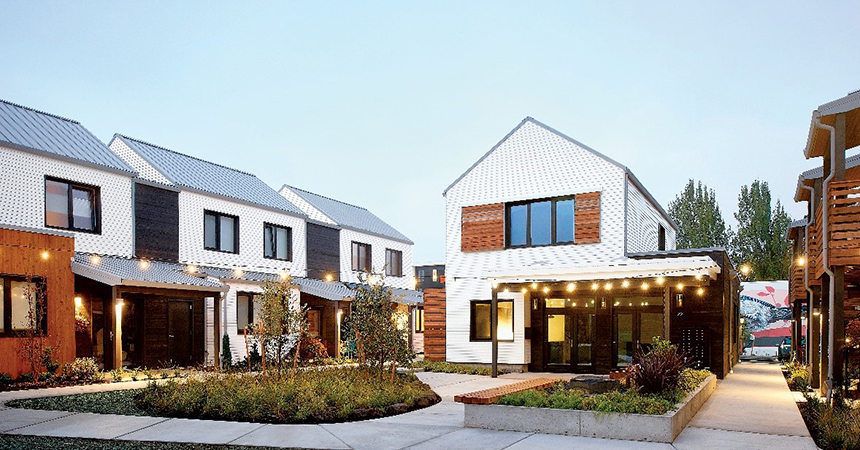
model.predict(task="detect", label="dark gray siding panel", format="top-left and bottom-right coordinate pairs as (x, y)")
top-left (306, 223), bottom-right (340, 281)
top-left (135, 182), bottom-right (179, 261)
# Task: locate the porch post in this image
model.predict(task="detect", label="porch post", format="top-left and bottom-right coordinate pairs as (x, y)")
top-left (810, 286), bottom-right (821, 389)
top-left (491, 284), bottom-right (498, 378)
top-left (111, 288), bottom-right (123, 371)
top-left (213, 294), bottom-right (221, 369)
top-left (821, 277), bottom-right (830, 395)
top-left (662, 283), bottom-right (671, 341)
top-left (831, 113), bottom-right (847, 392)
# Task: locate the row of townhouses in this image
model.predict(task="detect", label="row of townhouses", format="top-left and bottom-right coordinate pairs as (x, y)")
top-left (0, 99), bottom-right (421, 375)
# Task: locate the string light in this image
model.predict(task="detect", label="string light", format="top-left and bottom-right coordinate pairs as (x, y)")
top-left (503, 287), bottom-right (510, 293)
top-left (90, 254), bottom-right (102, 265)
top-left (521, 287), bottom-right (528, 294)
top-left (567, 283), bottom-right (576, 292)
top-left (604, 282), bottom-right (612, 291)
top-left (740, 264), bottom-right (751, 276)
top-left (641, 282), bottom-right (649, 291)
top-left (41, 251), bottom-right (49, 260)
top-left (325, 273), bottom-right (334, 282)
top-left (695, 274), bottom-right (703, 281)
top-left (543, 286), bottom-right (550, 294)
top-left (186, 264), bottom-right (197, 273)
top-left (531, 282), bottom-right (538, 290)
top-left (139, 259), bottom-right (150, 270)
top-left (591, 282), bottom-right (599, 291)
top-left (492, 282), bottom-right (499, 289)
top-left (656, 276), bottom-right (665, 285)
top-left (614, 301), bottom-right (620, 306)
top-left (622, 280), bottom-right (630, 288)
top-left (797, 256), bottom-right (806, 267)
top-left (234, 268), bottom-right (244, 278)
top-left (697, 288), bottom-right (705, 296)
top-left (676, 282), bottom-right (684, 290)
top-left (280, 271), bottom-right (288, 280)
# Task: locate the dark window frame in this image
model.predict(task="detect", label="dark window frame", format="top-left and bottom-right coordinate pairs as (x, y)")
top-left (414, 307), bottom-right (424, 333)
top-left (351, 241), bottom-right (372, 272)
top-left (204, 210), bottom-right (240, 254)
top-left (43, 176), bottom-right (101, 234)
top-left (0, 275), bottom-right (47, 336)
top-left (658, 225), bottom-right (667, 251)
top-left (469, 299), bottom-right (514, 342)
top-left (385, 248), bottom-right (403, 277)
top-left (236, 292), bottom-right (258, 332)
top-left (263, 223), bottom-right (292, 261)
top-left (506, 195), bottom-right (576, 249)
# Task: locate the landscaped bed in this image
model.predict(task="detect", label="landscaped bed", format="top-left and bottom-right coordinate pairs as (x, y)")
top-left (0, 434), bottom-right (298, 450)
top-left (8, 367), bottom-right (439, 424)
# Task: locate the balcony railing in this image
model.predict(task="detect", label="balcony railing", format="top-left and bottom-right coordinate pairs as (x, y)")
top-left (827, 180), bottom-right (860, 269)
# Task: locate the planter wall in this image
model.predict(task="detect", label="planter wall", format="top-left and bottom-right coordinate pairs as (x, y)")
top-left (464, 374), bottom-right (717, 443)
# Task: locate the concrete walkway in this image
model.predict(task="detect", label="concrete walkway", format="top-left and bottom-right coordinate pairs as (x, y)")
top-left (673, 361), bottom-right (818, 450)
top-left (0, 363), bottom-right (818, 449)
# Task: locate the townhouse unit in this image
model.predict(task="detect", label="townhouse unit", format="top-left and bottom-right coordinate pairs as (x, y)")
top-left (439, 118), bottom-right (740, 377)
top-left (788, 89), bottom-right (860, 398)
top-left (0, 98), bottom-right (421, 375)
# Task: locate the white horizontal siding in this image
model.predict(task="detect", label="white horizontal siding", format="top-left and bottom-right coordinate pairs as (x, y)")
top-left (626, 179), bottom-right (677, 253)
top-left (279, 187), bottom-right (337, 225)
top-left (0, 145), bottom-right (135, 257)
top-left (339, 228), bottom-right (413, 289)
top-left (178, 191), bottom-right (308, 276)
top-left (109, 139), bottom-right (172, 186)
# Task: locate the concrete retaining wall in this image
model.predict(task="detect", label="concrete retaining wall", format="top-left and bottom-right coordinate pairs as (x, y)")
top-left (464, 375), bottom-right (717, 443)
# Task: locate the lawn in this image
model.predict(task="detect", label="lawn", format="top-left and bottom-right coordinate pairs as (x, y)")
top-left (0, 435), bottom-right (297, 450)
top-left (8, 367), bottom-right (439, 424)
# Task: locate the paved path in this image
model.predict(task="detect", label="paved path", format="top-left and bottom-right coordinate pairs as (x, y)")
top-left (673, 361), bottom-right (818, 450)
top-left (0, 363), bottom-right (817, 449)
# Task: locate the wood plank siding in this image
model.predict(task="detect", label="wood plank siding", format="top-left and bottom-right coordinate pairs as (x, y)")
top-left (134, 182), bottom-right (179, 261)
top-left (306, 223), bottom-right (340, 281)
top-left (574, 192), bottom-right (601, 244)
top-left (423, 287), bottom-right (446, 361)
top-left (0, 228), bottom-right (76, 378)
top-left (461, 203), bottom-right (504, 252)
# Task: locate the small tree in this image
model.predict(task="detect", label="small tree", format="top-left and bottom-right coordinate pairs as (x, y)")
top-left (347, 273), bottom-right (413, 380)
top-left (248, 276), bottom-right (308, 377)
top-left (220, 334), bottom-right (233, 370)
top-left (17, 277), bottom-right (50, 378)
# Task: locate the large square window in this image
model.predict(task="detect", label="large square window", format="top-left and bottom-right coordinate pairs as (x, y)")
top-left (506, 195), bottom-right (576, 248)
top-left (204, 211), bottom-right (239, 253)
top-left (236, 293), bottom-right (260, 332)
top-left (0, 277), bottom-right (46, 334)
top-left (385, 249), bottom-right (403, 277)
top-left (470, 300), bottom-right (514, 342)
top-left (351, 242), bottom-right (371, 272)
top-left (45, 177), bottom-right (99, 233)
top-left (264, 223), bottom-right (292, 261)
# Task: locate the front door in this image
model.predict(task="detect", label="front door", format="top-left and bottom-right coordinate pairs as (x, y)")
top-left (167, 300), bottom-right (193, 367)
top-left (545, 300), bottom-right (595, 371)
top-left (613, 307), bottom-right (665, 369)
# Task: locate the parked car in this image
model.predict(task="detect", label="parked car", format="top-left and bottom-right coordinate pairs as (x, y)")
top-left (778, 337), bottom-right (804, 361)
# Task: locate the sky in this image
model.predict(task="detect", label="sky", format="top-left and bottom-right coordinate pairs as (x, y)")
top-left (1, 2), bottom-right (858, 264)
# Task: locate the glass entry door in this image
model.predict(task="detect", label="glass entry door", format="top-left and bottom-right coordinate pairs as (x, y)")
top-left (545, 306), bottom-right (594, 371)
top-left (613, 306), bottom-right (664, 368)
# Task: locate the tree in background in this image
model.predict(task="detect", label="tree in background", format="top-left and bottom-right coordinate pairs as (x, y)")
top-left (668, 179), bottom-right (730, 249)
top-left (730, 180), bottom-right (792, 280)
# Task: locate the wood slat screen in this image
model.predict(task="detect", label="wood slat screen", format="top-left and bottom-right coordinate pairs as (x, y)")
top-left (461, 203), bottom-right (505, 252)
top-left (575, 192), bottom-right (601, 244)
top-left (423, 287), bottom-right (446, 361)
top-left (828, 180), bottom-right (860, 268)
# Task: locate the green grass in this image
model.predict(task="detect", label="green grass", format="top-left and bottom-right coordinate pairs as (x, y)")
top-left (0, 434), bottom-right (297, 450)
top-left (497, 368), bottom-right (712, 416)
top-left (411, 360), bottom-right (500, 376)
top-left (7, 389), bottom-right (149, 416)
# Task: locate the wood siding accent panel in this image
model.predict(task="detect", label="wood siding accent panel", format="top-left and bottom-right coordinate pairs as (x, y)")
top-left (306, 223), bottom-right (340, 281)
top-left (0, 228), bottom-right (76, 378)
top-left (423, 287), bottom-right (446, 361)
top-left (575, 192), bottom-right (601, 244)
top-left (135, 182), bottom-right (180, 261)
top-left (461, 203), bottom-right (504, 252)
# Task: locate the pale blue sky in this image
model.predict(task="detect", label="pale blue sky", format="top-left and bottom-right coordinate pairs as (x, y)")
top-left (2, 2), bottom-right (858, 263)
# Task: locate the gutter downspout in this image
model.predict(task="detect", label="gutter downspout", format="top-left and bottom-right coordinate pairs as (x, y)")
top-left (813, 116), bottom-right (838, 404)
top-left (799, 183), bottom-right (816, 364)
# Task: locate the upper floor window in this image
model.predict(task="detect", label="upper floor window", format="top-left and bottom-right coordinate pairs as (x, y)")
top-left (658, 225), bottom-right (666, 251)
top-left (45, 177), bottom-right (100, 233)
top-left (385, 249), bottom-right (403, 277)
top-left (507, 196), bottom-right (575, 248)
top-left (0, 276), bottom-right (46, 334)
top-left (351, 241), bottom-right (371, 272)
top-left (204, 210), bottom-right (238, 253)
top-left (263, 223), bottom-right (292, 261)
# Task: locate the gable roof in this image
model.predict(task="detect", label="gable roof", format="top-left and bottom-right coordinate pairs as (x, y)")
top-left (282, 185), bottom-right (413, 244)
top-left (442, 117), bottom-right (677, 231)
top-left (0, 99), bottom-right (135, 174)
top-left (112, 134), bottom-right (305, 217)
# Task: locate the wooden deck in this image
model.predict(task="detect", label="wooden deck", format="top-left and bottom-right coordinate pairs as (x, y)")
top-left (454, 377), bottom-right (565, 405)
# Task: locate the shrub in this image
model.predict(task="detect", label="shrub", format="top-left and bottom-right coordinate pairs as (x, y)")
top-left (499, 384), bottom-right (676, 415)
top-left (802, 392), bottom-right (860, 450)
top-left (627, 338), bottom-right (687, 394)
top-left (299, 336), bottom-right (329, 361)
top-left (134, 367), bottom-right (436, 423)
top-left (221, 334), bottom-right (233, 370)
top-left (412, 360), bottom-right (496, 376)
top-left (61, 358), bottom-right (101, 382)
top-left (110, 369), bottom-right (124, 382)
top-left (0, 372), bottom-right (12, 385)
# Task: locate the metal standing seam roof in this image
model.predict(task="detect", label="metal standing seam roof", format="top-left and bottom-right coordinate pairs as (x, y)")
top-left (113, 134), bottom-right (305, 216)
top-left (72, 253), bottom-right (225, 291)
top-left (282, 185), bottom-right (413, 244)
top-left (441, 117), bottom-right (678, 232)
top-left (0, 99), bottom-right (136, 174)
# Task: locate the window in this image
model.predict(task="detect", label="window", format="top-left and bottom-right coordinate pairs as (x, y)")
top-left (236, 293), bottom-right (260, 331)
top-left (44, 177), bottom-right (99, 233)
top-left (351, 242), bottom-right (371, 272)
top-left (506, 196), bottom-right (575, 248)
top-left (470, 300), bottom-right (514, 341)
top-left (307, 309), bottom-right (321, 337)
top-left (264, 223), bottom-right (292, 261)
top-left (204, 211), bottom-right (239, 253)
top-left (658, 225), bottom-right (666, 251)
top-left (0, 277), bottom-right (46, 334)
top-left (385, 249), bottom-right (403, 277)
top-left (432, 269), bottom-right (438, 282)
top-left (414, 307), bottom-right (424, 333)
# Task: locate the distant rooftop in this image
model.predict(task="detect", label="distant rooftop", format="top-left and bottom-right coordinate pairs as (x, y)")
top-left (0, 99), bottom-right (135, 174)
top-left (114, 134), bottom-right (304, 216)
top-left (282, 185), bottom-right (412, 244)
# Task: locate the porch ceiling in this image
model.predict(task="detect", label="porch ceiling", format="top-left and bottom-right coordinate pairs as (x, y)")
top-left (805, 90), bottom-right (860, 159)
top-left (486, 256), bottom-right (720, 284)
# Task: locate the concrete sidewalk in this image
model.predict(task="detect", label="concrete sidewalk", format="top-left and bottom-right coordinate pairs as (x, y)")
top-left (0, 363), bottom-right (817, 449)
top-left (673, 361), bottom-right (818, 450)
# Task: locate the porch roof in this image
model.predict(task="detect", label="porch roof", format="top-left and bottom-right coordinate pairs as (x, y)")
top-left (72, 253), bottom-right (227, 292)
top-left (485, 255), bottom-right (720, 284)
top-left (804, 89), bottom-right (860, 159)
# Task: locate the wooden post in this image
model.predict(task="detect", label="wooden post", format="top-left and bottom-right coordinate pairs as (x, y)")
top-left (112, 288), bottom-right (123, 371)
top-left (832, 113), bottom-right (847, 392)
top-left (491, 284), bottom-right (498, 378)
top-left (810, 286), bottom-right (821, 389)
top-left (821, 277), bottom-right (830, 396)
top-left (663, 284), bottom-right (671, 341)
top-left (213, 295), bottom-right (221, 369)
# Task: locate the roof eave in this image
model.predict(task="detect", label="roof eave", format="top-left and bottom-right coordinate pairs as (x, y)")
top-left (1, 140), bottom-right (137, 177)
